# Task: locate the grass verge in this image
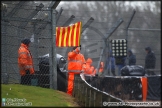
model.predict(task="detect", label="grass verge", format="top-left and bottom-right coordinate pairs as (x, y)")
top-left (1, 84), bottom-right (80, 107)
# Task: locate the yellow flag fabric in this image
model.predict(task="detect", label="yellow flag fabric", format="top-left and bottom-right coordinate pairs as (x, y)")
top-left (56, 21), bottom-right (82, 47)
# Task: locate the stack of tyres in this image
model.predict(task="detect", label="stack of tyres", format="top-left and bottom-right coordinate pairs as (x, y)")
top-left (56, 54), bottom-right (67, 92)
top-left (38, 54), bottom-right (67, 91)
top-left (121, 65), bottom-right (145, 76)
top-left (39, 56), bottom-right (50, 88)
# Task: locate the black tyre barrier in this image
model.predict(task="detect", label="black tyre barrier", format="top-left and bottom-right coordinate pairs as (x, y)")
top-left (29, 53), bottom-right (67, 91)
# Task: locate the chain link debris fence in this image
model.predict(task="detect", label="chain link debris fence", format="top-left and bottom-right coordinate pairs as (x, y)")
top-left (1, 1), bottom-right (54, 88)
top-left (1, 2), bottom-right (161, 102)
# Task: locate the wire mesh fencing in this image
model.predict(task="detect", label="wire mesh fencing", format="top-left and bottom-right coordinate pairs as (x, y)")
top-left (126, 29), bottom-right (161, 75)
top-left (84, 75), bottom-right (161, 101)
top-left (1, 1), bottom-right (54, 88)
top-left (55, 2), bottom-right (161, 76)
top-left (1, 1), bottom-right (161, 91)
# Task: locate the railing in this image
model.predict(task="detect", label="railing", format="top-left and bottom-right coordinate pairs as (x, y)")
top-left (72, 74), bottom-right (123, 107)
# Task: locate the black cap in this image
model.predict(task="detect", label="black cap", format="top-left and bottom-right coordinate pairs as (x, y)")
top-left (21, 38), bottom-right (31, 45)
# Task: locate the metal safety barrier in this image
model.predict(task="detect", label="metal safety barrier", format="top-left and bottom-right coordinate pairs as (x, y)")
top-left (72, 74), bottom-right (123, 107)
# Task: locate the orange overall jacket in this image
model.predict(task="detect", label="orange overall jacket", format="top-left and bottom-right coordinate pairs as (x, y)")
top-left (93, 62), bottom-right (104, 76)
top-left (99, 62), bottom-right (104, 73)
top-left (67, 50), bottom-right (85, 95)
top-left (82, 58), bottom-right (95, 75)
top-left (18, 43), bottom-right (34, 76)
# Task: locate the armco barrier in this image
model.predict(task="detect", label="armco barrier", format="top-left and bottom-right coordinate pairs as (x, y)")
top-left (72, 74), bottom-right (124, 107)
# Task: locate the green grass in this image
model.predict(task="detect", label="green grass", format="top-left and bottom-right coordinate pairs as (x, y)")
top-left (1, 84), bottom-right (80, 107)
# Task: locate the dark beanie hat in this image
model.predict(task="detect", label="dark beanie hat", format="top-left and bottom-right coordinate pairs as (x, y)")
top-left (145, 46), bottom-right (151, 51)
top-left (21, 38), bottom-right (31, 45)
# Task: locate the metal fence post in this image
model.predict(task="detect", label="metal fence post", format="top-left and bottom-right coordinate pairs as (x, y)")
top-left (1, 5), bottom-right (8, 83)
top-left (51, 8), bottom-right (57, 90)
top-left (96, 18), bottom-right (123, 76)
top-left (31, 22), bottom-right (39, 72)
top-left (126, 10), bottom-right (136, 41)
top-left (125, 10), bottom-right (136, 65)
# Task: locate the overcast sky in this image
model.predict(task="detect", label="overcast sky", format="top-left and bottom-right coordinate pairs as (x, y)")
top-left (57, 1), bottom-right (160, 13)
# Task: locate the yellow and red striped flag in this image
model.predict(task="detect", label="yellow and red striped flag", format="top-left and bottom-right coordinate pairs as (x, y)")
top-left (56, 21), bottom-right (82, 47)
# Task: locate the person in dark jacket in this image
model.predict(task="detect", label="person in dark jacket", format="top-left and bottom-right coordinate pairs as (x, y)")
top-left (107, 50), bottom-right (116, 76)
top-left (145, 47), bottom-right (156, 75)
top-left (127, 49), bottom-right (136, 66)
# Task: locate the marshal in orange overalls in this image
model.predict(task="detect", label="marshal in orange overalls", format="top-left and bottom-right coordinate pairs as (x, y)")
top-left (18, 43), bottom-right (34, 76)
top-left (93, 62), bottom-right (104, 76)
top-left (67, 46), bottom-right (85, 96)
top-left (82, 58), bottom-right (96, 76)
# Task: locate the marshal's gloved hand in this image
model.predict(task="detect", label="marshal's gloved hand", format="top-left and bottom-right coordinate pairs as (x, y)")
top-left (75, 47), bottom-right (80, 53)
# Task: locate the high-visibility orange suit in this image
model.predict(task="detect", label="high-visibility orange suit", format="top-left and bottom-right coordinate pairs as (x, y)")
top-left (99, 62), bottom-right (104, 73)
top-left (82, 58), bottom-right (96, 76)
top-left (18, 42), bottom-right (34, 76)
top-left (93, 62), bottom-right (104, 76)
top-left (67, 46), bottom-right (85, 96)
top-left (98, 62), bottom-right (104, 76)
top-left (18, 38), bottom-right (35, 85)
